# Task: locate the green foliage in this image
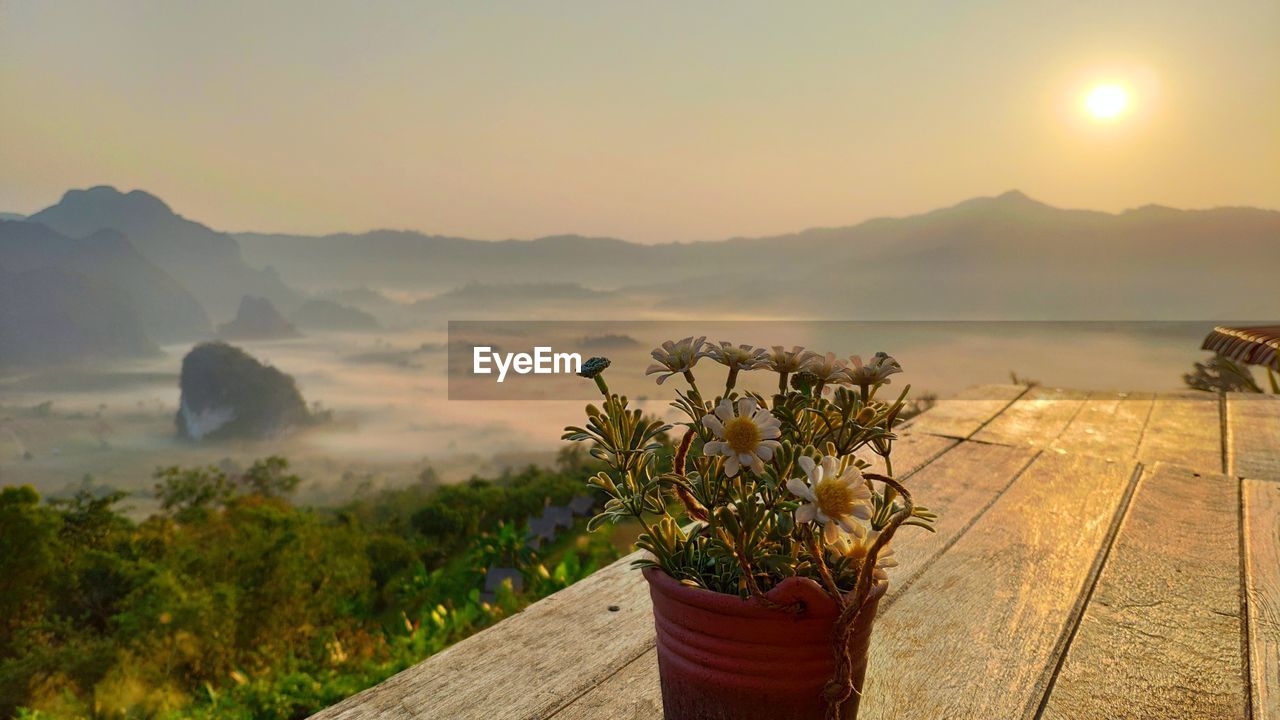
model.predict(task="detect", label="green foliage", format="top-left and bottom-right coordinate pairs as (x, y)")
top-left (566, 342), bottom-right (935, 600)
top-left (405, 464), bottom-right (592, 563)
top-left (1184, 353), bottom-right (1266, 394)
top-left (471, 521), bottom-right (535, 572)
top-left (2, 456), bottom-right (620, 719)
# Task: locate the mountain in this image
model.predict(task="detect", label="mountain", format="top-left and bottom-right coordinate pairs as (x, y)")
top-left (317, 287), bottom-right (400, 315)
top-left (290, 299), bottom-right (379, 332)
top-left (0, 220), bottom-right (211, 341)
top-left (217, 296), bottom-right (301, 340)
top-left (0, 265), bottom-right (159, 367)
top-left (393, 281), bottom-right (632, 324)
top-left (237, 191), bottom-right (1280, 320)
top-left (236, 229), bottom-right (671, 292)
top-left (29, 186), bottom-right (299, 318)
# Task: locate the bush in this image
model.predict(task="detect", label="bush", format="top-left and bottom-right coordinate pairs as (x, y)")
top-left (2, 457), bottom-right (619, 719)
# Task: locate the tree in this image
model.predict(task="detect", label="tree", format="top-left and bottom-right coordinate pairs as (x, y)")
top-left (155, 464), bottom-right (235, 521)
top-left (238, 456), bottom-right (301, 498)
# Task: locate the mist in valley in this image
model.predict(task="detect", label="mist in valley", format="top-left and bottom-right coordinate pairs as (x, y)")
top-left (1, 186), bottom-right (1274, 510)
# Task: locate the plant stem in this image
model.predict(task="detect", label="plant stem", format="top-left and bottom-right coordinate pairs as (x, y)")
top-left (725, 367), bottom-right (739, 394)
top-left (684, 370), bottom-right (705, 406)
top-left (809, 534), bottom-right (842, 600)
top-left (880, 457), bottom-right (898, 518)
top-left (824, 474), bottom-right (914, 720)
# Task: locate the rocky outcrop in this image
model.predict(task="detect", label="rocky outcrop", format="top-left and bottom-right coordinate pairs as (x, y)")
top-left (216, 296), bottom-right (300, 340)
top-left (175, 342), bottom-right (311, 441)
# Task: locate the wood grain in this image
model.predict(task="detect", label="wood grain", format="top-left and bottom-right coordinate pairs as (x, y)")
top-left (1049, 391), bottom-right (1154, 460)
top-left (904, 384), bottom-right (1028, 440)
top-left (309, 551), bottom-right (653, 720)
top-left (859, 452), bottom-right (1136, 719)
top-left (551, 652), bottom-right (662, 720)
top-left (880, 441), bottom-right (1039, 602)
top-left (1228, 394), bottom-right (1280, 481)
top-left (1136, 392), bottom-right (1223, 472)
top-left (971, 386), bottom-right (1088, 448)
top-left (1244, 477), bottom-right (1280, 720)
top-left (1039, 463), bottom-right (1247, 720)
top-left (853, 431), bottom-right (956, 481)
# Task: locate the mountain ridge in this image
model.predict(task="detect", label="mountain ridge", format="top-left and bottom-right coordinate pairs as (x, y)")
top-left (0, 219), bottom-right (212, 341)
top-left (29, 185), bottom-right (300, 318)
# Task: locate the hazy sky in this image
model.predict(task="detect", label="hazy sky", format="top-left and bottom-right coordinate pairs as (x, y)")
top-left (2, 1), bottom-right (1277, 242)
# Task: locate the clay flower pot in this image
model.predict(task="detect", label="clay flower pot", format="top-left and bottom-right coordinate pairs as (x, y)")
top-left (644, 566), bottom-right (888, 720)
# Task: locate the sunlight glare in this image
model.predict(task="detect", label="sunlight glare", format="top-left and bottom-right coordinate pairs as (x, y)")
top-left (1084, 84), bottom-right (1130, 120)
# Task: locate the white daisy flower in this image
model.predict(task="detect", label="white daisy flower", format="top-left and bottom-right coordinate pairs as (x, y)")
top-left (786, 455), bottom-right (872, 543)
top-left (845, 352), bottom-right (903, 388)
top-left (645, 336), bottom-right (708, 385)
top-left (807, 352), bottom-right (850, 390)
top-left (766, 345), bottom-right (818, 374)
top-left (701, 397), bottom-right (782, 477)
top-left (705, 342), bottom-right (770, 373)
top-left (832, 529), bottom-right (899, 580)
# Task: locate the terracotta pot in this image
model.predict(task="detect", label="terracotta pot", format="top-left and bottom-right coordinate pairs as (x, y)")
top-left (643, 567), bottom-right (887, 720)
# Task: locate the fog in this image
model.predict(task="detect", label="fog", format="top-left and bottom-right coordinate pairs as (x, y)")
top-left (0, 318), bottom-right (1237, 512)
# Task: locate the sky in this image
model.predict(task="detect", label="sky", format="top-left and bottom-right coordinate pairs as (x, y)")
top-left (2, 1), bottom-right (1277, 243)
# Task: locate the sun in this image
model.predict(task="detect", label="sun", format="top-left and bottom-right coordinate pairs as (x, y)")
top-left (1084, 84), bottom-right (1130, 120)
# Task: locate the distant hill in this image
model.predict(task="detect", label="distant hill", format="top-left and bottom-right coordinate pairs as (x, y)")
top-left (0, 220), bottom-right (211, 342)
top-left (408, 281), bottom-right (622, 320)
top-left (0, 265), bottom-right (159, 367)
top-left (0, 212), bottom-right (24, 221)
top-left (30, 186), bottom-right (300, 318)
top-left (217, 296), bottom-right (300, 340)
top-left (237, 191), bottom-right (1280, 319)
top-left (13, 186), bottom-right (1278, 336)
top-left (317, 286), bottom-right (400, 314)
top-left (290, 299), bottom-right (379, 332)
top-left (236, 229), bottom-right (663, 292)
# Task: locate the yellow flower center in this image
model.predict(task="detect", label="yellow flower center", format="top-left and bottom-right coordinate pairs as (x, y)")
top-left (813, 478), bottom-right (858, 519)
top-left (723, 416), bottom-right (761, 455)
top-left (841, 538), bottom-right (870, 561)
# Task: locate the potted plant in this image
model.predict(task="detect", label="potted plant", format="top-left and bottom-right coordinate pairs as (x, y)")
top-left (564, 340), bottom-right (935, 720)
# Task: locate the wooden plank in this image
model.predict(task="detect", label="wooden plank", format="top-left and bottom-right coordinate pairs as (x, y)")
top-left (853, 431), bottom-right (956, 480)
top-left (859, 452), bottom-right (1137, 719)
top-left (1228, 394), bottom-right (1280, 481)
top-left (310, 551), bottom-right (652, 720)
top-left (551, 654), bottom-right (661, 720)
top-left (1049, 391), bottom-right (1154, 460)
top-left (903, 384), bottom-right (1028, 440)
top-left (1039, 463), bottom-right (1246, 720)
top-left (881, 442), bottom-right (1039, 599)
top-left (554, 441), bottom-right (1041, 718)
top-left (1137, 392), bottom-right (1223, 473)
top-left (1245, 477), bottom-right (1280, 720)
top-left (971, 386), bottom-right (1089, 448)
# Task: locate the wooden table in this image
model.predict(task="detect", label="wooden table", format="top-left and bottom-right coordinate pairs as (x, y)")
top-left (312, 386), bottom-right (1280, 720)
